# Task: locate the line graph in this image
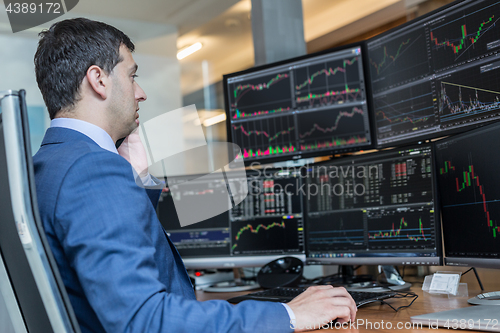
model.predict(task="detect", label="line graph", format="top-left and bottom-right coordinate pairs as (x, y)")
top-left (299, 107), bottom-right (364, 139)
top-left (233, 73), bottom-right (288, 106)
top-left (437, 61), bottom-right (500, 127)
top-left (367, 28), bottom-right (429, 92)
top-left (439, 81), bottom-right (500, 121)
top-left (306, 211), bottom-right (365, 252)
top-left (295, 87), bottom-right (362, 107)
top-left (369, 38), bottom-right (411, 76)
top-left (295, 57), bottom-right (358, 90)
top-left (297, 106), bottom-right (369, 152)
top-left (228, 71), bottom-right (293, 120)
top-left (293, 54), bottom-right (363, 109)
top-left (429, 1), bottom-right (500, 71)
top-left (232, 124), bottom-right (294, 142)
top-left (232, 221), bottom-right (285, 251)
top-left (230, 218), bottom-right (300, 254)
top-left (374, 81), bottom-right (437, 143)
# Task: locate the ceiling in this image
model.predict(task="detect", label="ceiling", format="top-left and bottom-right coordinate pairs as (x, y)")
top-left (66, 0), bottom-right (241, 36)
top-left (0, 0), bottom-right (427, 96)
top-left (177, 0), bottom-right (425, 96)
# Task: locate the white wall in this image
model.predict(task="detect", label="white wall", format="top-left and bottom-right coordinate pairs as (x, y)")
top-left (0, 34), bottom-right (49, 153)
top-left (0, 16), bottom-right (185, 161)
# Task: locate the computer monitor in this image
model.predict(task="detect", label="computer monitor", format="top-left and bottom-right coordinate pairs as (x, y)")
top-left (223, 44), bottom-right (373, 165)
top-left (366, 0), bottom-right (500, 148)
top-left (158, 169), bottom-right (306, 269)
top-left (434, 120), bottom-right (500, 269)
top-left (304, 144), bottom-right (442, 266)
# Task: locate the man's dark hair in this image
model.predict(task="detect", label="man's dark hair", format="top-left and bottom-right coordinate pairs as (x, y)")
top-left (34, 18), bottom-right (135, 119)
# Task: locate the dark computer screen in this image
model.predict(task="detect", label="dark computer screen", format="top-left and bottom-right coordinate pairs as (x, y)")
top-left (366, 0), bottom-right (500, 147)
top-left (158, 169), bottom-right (305, 268)
top-left (223, 44), bottom-right (372, 165)
top-left (434, 121), bottom-right (500, 268)
top-left (304, 144), bottom-right (442, 265)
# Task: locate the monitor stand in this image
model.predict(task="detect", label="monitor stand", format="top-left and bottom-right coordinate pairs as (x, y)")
top-left (203, 268), bottom-right (260, 293)
top-left (319, 265), bottom-right (411, 292)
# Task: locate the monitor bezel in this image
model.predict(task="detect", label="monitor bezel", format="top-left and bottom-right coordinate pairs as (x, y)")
top-left (223, 41), bottom-right (374, 166)
top-left (160, 168), bottom-right (307, 269)
top-left (302, 142), bottom-right (443, 266)
top-left (433, 120), bottom-right (500, 270)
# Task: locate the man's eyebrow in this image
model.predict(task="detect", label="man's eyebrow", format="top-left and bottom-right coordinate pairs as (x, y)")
top-left (130, 64), bottom-right (138, 74)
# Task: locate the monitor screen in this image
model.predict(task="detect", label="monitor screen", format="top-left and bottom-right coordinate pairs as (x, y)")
top-left (158, 169), bottom-right (306, 269)
top-left (435, 121), bottom-right (500, 268)
top-left (223, 44), bottom-right (373, 165)
top-left (304, 144), bottom-right (442, 265)
top-left (366, 0), bottom-right (500, 147)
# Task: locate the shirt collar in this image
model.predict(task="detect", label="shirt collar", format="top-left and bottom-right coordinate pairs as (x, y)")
top-left (50, 118), bottom-right (118, 154)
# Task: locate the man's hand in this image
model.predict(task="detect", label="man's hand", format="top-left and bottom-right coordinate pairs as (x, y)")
top-left (117, 128), bottom-right (149, 177)
top-left (287, 286), bottom-right (357, 331)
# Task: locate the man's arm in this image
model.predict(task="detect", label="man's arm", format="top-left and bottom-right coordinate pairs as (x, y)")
top-left (54, 151), bottom-right (294, 333)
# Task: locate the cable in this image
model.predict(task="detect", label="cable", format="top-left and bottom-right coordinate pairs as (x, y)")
top-left (379, 291), bottom-right (418, 312)
top-left (462, 267), bottom-right (484, 291)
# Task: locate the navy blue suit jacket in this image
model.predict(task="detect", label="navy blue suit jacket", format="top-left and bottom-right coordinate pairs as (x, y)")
top-left (33, 127), bottom-right (291, 333)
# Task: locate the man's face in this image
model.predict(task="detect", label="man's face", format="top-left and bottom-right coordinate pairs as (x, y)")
top-left (108, 45), bottom-right (147, 139)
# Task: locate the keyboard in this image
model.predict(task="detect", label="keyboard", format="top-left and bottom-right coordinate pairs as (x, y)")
top-left (227, 287), bottom-right (397, 307)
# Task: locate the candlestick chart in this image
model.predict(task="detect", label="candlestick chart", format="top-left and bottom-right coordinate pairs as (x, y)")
top-left (436, 131), bottom-right (500, 258)
top-left (294, 55), bottom-right (363, 109)
top-left (232, 115), bottom-right (297, 160)
top-left (438, 157), bottom-right (500, 240)
top-left (429, 0), bottom-right (500, 71)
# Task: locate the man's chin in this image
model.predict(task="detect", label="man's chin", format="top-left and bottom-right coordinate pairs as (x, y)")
top-left (129, 121), bottom-right (140, 134)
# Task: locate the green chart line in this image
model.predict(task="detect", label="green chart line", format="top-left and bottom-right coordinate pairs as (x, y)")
top-left (370, 38), bottom-right (411, 75)
top-left (232, 222), bottom-right (286, 251)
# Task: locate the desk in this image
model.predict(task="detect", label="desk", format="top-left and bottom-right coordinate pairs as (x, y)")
top-left (196, 286), bottom-right (498, 332)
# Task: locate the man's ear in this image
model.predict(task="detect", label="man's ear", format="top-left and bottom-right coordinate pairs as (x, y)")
top-left (86, 65), bottom-right (109, 100)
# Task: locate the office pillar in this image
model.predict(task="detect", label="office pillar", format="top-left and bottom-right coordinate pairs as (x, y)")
top-left (251, 0), bottom-right (306, 66)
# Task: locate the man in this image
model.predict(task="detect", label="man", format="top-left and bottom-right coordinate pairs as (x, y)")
top-left (33, 18), bottom-right (356, 333)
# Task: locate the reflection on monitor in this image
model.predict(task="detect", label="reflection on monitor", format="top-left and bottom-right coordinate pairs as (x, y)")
top-left (224, 44), bottom-right (372, 165)
top-left (304, 145), bottom-right (442, 265)
top-left (435, 121), bottom-right (500, 268)
top-left (367, 0), bottom-right (500, 147)
top-left (158, 170), bottom-right (305, 269)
